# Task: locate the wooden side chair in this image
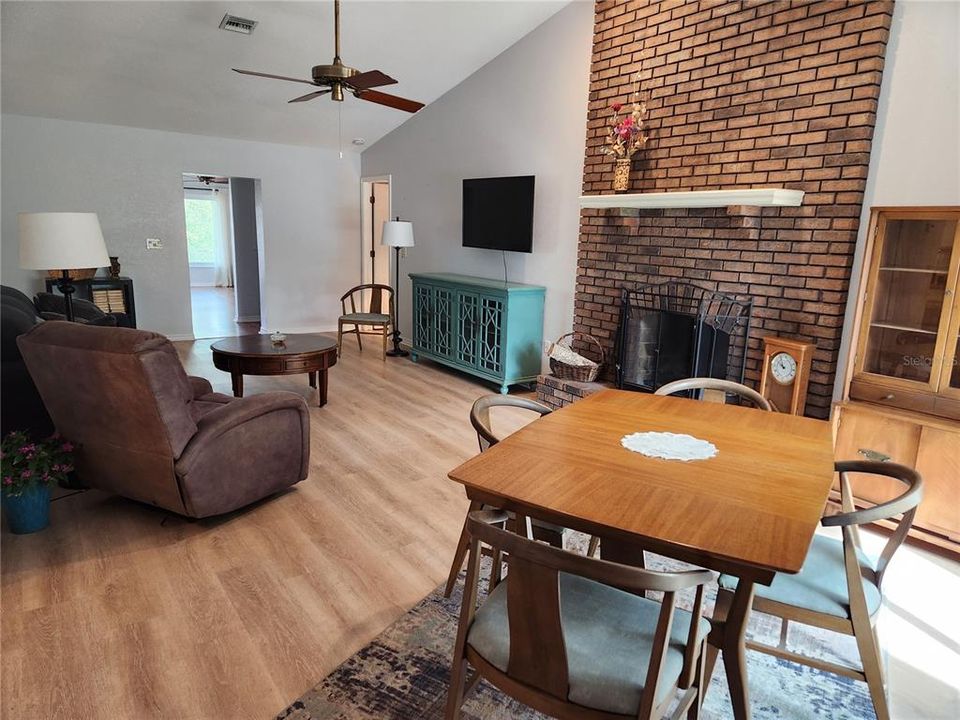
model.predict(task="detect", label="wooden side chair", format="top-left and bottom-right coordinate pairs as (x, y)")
top-left (337, 284), bottom-right (394, 360)
top-left (710, 461), bottom-right (923, 720)
top-left (654, 377), bottom-right (773, 411)
top-left (447, 510), bottom-right (717, 720)
top-left (443, 396), bottom-right (599, 598)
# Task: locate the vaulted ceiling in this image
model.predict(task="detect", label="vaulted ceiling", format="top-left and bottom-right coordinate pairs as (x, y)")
top-left (1, 1), bottom-right (569, 150)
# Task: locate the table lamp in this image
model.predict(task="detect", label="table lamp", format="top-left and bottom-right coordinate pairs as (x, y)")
top-left (19, 212), bottom-right (110, 322)
top-left (381, 218), bottom-right (414, 357)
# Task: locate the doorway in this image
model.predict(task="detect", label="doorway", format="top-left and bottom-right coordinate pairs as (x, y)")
top-left (361, 177), bottom-right (391, 288)
top-left (183, 173), bottom-right (262, 339)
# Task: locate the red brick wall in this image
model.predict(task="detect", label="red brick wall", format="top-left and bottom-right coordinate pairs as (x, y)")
top-left (575, 0), bottom-right (892, 417)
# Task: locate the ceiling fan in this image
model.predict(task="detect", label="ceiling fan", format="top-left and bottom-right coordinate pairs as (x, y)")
top-left (232, 0), bottom-right (424, 113)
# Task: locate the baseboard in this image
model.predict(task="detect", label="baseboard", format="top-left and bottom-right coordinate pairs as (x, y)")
top-left (262, 324), bottom-right (338, 335)
top-left (166, 333), bottom-right (196, 341)
top-left (235, 315), bottom-right (261, 323)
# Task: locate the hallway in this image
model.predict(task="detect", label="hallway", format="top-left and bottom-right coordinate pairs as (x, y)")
top-left (191, 287), bottom-right (259, 339)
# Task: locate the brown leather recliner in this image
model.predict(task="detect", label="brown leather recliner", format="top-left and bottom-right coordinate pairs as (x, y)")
top-left (17, 321), bottom-right (310, 517)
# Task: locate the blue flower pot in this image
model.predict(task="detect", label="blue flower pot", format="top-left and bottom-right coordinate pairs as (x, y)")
top-left (2, 484), bottom-right (51, 534)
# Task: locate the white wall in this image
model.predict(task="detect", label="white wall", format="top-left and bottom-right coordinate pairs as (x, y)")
top-left (834, 0), bottom-right (960, 398)
top-left (360, 2), bottom-right (592, 356)
top-left (189, 264), bottom-right (217, 287)
top-left (1, 114), bottom-right (360, 338)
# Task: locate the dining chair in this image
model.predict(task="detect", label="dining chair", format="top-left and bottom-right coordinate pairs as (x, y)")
top-left (443, 396), bottom-right (599, 598)
top-left (654, 377), bottom-right (772, 411)
top-left (337, 283), bottom-right (394, 360)
top-left (711, 461), bottom-right (922, 720)
top-left (447, 509), bottom-right (717, 720)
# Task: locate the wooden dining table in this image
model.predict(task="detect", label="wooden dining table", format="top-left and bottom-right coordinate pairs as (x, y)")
top-left (447, 388), bottom-right (835, 720)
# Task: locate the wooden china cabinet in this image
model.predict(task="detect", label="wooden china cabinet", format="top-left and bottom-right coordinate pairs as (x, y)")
top-left (835, 207), bottom-right (960, 552)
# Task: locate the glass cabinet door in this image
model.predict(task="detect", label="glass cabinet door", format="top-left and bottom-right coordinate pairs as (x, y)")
top-left (939, 288), bottom-right (960, 396)
top-left (861, 216), bottom-right (958, 385)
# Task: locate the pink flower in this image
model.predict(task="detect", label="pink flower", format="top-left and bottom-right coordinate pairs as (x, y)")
top-left (20, 470), bottom-right (32, 479)
top-left (61, 442), bottom-right (74, 453)
top-left (3, 477), bottom-right (12, 486)
top-left (611, 102), bottom-right (623, 112)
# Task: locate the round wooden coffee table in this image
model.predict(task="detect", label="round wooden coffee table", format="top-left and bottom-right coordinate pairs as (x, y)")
top-left (210, 334), bottom-right (338, 407)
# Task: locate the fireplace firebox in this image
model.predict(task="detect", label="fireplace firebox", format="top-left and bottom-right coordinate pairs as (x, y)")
top-left (616, 282), bottom-right (752, 393)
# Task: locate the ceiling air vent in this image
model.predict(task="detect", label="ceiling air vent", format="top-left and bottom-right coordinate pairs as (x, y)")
top-left (219, 14), bottom-right (258, 35)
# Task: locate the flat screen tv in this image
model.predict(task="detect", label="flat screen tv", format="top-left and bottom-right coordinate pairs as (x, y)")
top-left (462, 175), bottom-right (535, 253)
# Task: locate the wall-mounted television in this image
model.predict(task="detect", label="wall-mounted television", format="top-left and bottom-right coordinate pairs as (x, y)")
top-left (462, 175), bottom-right (535, 253)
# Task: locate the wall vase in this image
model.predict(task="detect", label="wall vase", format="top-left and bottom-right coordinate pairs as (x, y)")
top-left (613, 157), bottom-right (632, 192)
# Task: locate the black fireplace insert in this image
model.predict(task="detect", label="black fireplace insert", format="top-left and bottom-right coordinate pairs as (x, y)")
top-left (616, 282), bottom-right (752, 393)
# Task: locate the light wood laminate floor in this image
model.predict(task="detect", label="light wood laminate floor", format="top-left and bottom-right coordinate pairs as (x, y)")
top-left (191, 286), bottom-right (259, 339)
top-left (2, 339), bottom-right (958, 718)
top-left (1, 338), bottom-right (531, 719)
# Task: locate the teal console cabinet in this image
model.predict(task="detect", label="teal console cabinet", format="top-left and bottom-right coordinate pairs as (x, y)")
top-left (409, 273), bottom-right (545, 394)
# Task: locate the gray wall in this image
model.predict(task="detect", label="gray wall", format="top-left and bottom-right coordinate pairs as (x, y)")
top-left (834, 0), bottom-right (960, 398)
top-left (229, 177), bottom-right (262, 322)
top-left (360, 2), bottom-right (593, 354)
top-left (2, 114), bottom-right (361, 338)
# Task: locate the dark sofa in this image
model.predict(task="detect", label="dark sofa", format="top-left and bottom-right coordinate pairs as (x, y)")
top-left (33, 291), bottom-right (130, 326)
top-left (1, 286), bottom-right (54, 437)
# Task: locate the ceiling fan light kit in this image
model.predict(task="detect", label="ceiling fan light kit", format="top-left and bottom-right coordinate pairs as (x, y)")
top-left (232, 0), bottom-right (424, 114)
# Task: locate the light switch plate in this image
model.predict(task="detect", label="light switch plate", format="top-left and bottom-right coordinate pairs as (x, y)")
top-left (146, 238), bottom-right (163, 250)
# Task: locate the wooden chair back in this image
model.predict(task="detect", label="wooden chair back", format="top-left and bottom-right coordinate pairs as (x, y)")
top-left (655, 377), bottom-right (772, 411)
top-left (824, 461), bottom-right (923, 590)
top-left (339, 283), bottom-right (395, 317)
top-left (469, 395), bottom-right (552, 452)
top-left (461, 510), bottom-right (715, 714)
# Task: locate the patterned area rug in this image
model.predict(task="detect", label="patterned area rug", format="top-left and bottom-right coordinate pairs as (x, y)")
top-left (277, 547), bottom-right (875, 720)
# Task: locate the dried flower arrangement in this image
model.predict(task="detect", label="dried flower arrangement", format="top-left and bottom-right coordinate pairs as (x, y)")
top-left (602, 72), bottom-right (649, 160)
top-left (602, 70), bottom-right (649, 191)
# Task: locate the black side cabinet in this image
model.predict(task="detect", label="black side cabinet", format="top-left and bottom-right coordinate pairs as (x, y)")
top-left (45, 276), bottom-right (136, 328)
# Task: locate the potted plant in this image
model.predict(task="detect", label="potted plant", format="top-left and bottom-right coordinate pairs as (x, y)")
top-left (1, 431), bottom-right (75, 534)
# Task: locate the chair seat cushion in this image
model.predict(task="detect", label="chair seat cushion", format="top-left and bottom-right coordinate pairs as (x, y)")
top-left (718, 534), bottom-right (880, 619)
top-left (467, 573), bottom-right (711, 715)
top-left (340, 312), bottom-right (390, 324)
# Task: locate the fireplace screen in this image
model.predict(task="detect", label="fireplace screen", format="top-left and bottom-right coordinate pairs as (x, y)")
top-left (616, 282), bottom-right (752, 393)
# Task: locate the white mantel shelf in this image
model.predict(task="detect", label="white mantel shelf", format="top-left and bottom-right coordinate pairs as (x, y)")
top-left (579, 188), bottom-right (804, 209)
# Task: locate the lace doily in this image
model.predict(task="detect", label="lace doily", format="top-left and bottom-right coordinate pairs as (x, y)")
top-left (620, 431), bottom-right (718, 462)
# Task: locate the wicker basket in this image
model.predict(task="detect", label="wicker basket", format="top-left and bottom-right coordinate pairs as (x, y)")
top-left (46, 268), bottom-right (98, 281)
top-left (548, 332), bottom-right (605, 382)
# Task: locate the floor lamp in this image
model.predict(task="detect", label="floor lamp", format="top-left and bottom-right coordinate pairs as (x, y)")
top-left (19, 213), bottom-right (111, 322)
top-left (382, 218), bottom-right (414, 357)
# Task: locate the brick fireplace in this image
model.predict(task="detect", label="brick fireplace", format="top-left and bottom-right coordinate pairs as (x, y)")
top-left (573, 0), bottom-right (892, 418)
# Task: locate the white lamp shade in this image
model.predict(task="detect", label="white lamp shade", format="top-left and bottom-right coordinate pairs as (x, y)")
top-left (381, 220), bottom-right (415, 248)
top-left (19, 212), bottom-right (111, 270)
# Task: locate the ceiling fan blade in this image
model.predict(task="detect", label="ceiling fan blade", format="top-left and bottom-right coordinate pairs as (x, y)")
top-left (345, 70), bottom-right (397, 91)
top-left (289, 89), bottom-right (332, 103)
top-left (357, 90), bottom-right (424, 114)
top-left (233, 68), bottom-right (316, 85)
